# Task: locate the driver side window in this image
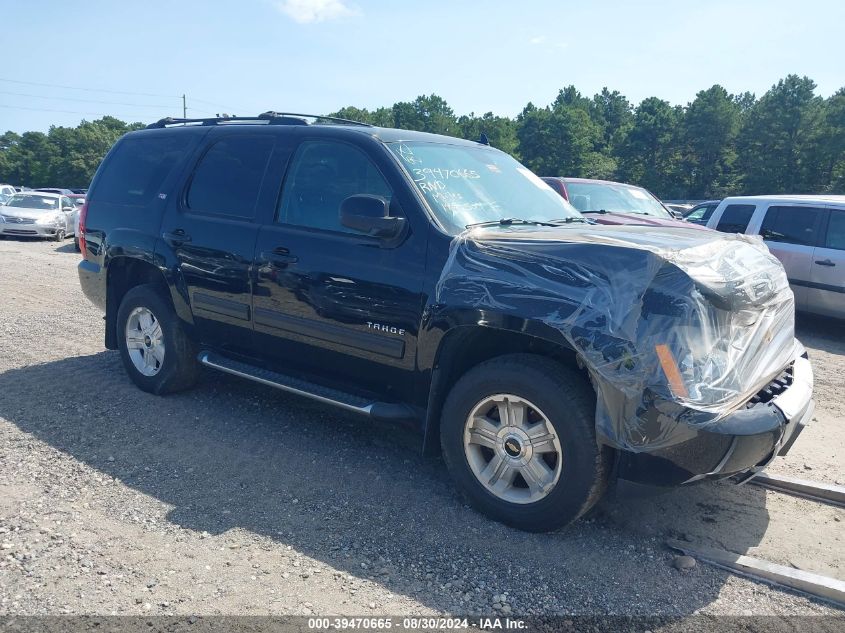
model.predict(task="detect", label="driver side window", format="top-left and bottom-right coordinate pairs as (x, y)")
top-left (278, 140), bottom-right (393, 233)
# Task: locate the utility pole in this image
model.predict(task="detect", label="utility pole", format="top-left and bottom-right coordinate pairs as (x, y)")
top-left (182, 94), bottom-right (187, 119)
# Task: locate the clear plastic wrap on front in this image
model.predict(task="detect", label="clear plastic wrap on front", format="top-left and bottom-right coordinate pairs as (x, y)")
top-left (435, 226), bottom-right (797, 451)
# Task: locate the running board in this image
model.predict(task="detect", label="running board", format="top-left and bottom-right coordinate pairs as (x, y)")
top-left (197, 351), bottom-right (413, 420)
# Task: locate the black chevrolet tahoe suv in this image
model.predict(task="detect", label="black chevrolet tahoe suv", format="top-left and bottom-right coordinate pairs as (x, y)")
top-left (78, 113), bottom-right (814, 532)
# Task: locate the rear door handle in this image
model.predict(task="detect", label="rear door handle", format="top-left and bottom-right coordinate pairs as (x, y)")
top-left (163, 229), bottom-right (191, 246)
top-left (814, 259), bottom-right (836, 267)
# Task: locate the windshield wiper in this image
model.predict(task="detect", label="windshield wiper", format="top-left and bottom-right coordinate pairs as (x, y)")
top-left (466, 218), bottom-right (557, 229)
top-left (549, 217), bottom-right (591, 224)
top-left (582, 209), bottom-right (653, 216)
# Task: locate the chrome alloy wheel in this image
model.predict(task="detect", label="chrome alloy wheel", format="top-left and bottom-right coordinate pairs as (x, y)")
top-left (125, 307), bottom-right (165, 377)
top-left (463, 394), bottom-right (563, 504)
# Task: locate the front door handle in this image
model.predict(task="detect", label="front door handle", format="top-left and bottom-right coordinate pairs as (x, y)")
top-left (163, 229), bottom-right (191, 246)
top-left (814, 259), bottom-right (836, 267)
top-left (264, 246), bottom-right (298, 266)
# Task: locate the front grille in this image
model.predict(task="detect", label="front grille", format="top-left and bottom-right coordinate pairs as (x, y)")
top-left (745, 363), bottom-right (794, 408)
top-left (3, 229), bottom-right (38, 235)
top-left (2, 216), bottom-right (36, 224)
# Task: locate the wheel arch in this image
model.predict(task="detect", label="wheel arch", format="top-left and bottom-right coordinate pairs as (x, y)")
top-left (421, 323), bottom-right (582, 456)
top-left (105, 256), bottom-right (189, 350)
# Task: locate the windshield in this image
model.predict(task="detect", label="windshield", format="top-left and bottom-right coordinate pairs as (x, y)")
top-left (5, 194), bottom-right (60, 211)
top-left (388, 141), bottom-right (582, 234)
top-left (565, 182), bottom-right (671, 218)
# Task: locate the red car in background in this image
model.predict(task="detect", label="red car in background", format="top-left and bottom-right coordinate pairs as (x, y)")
top-left (542, 177), bottom-right (710, 230)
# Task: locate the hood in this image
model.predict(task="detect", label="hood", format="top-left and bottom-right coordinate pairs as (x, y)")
top-left (450, 223), bottom-right (790, 317)
top-left (582, 211), bottom-right (710, 230)
top-left (462, 223), bottom-right (737, 250)
top-left (1, 207), bottom-right (58, 220)
top-left (436, 224), bottom-right (796, 451)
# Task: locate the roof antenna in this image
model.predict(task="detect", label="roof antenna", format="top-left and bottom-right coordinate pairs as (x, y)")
top-left (478, 132), bottom-right (490, 146)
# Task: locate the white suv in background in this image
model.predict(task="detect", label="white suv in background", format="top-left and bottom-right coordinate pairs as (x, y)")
top-left (706, 195), bottom-right (845, 319)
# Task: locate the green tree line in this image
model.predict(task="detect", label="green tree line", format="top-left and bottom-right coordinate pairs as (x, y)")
top-left (333, 75), bottom-right (844, 198)
top-left (1, 75), bottom-right (843, 198)
top-left (0, 116), bottom-right (145, 189)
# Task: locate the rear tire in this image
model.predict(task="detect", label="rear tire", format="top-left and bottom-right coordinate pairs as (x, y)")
top-left (74, 237), bottom-right (80, 252)
top-left (440, 354), bottom-right (611, 532)
top-left (116, 284), bottom-right (199, 395)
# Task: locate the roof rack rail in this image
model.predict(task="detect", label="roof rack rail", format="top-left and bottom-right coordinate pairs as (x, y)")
top-left (257, 111), bottom-right (373, 127)
top-left (146, 112), bottom-right (372, 129)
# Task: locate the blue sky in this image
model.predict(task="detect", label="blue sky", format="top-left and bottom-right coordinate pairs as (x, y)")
top-left (3, 0), bottom-right (843, 133)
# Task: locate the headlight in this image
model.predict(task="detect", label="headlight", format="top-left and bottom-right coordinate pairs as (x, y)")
top-left (36, 214), bottom-right (63, 226)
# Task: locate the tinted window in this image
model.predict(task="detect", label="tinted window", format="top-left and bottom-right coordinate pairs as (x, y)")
top-left (759, 205), bottom-right (824, 246)
top-left (825, 210), bottom-right (845, 251)
top-left (187, 136), bottom-right (274, 218)
top-left (687, 203), bottom-right (717, 223)
top-left (715, 204), bottom-right (756, 233)
top-left (279, 141), bottom-right (393, 233)
top-left (94, 134), bottom-right (192, 206)
top-left (564, 181), bottom-right (671, 218)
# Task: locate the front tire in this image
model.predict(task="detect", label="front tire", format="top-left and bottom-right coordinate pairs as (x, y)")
top-left (440, 354), bottom-right (611, 532)
top-left (116, 284), bottom-right (199, 395)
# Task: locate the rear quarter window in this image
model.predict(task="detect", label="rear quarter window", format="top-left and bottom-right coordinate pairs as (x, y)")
top-left (715, 204), bottom-right (756, 233)
top-left (92, 134), bottom-right (193, 206)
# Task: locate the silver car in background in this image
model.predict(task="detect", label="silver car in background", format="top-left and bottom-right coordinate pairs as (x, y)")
top-left (0, 192), bottom-right (76, 241)
top-left (706, 195), bottom-right (845, 319)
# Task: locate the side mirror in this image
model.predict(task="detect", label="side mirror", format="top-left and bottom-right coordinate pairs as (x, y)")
top-left (340, 194), bottom-right (406, 239)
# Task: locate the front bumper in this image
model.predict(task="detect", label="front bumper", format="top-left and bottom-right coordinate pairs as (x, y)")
top-left (618, 345), bottom-right (814, 486)
top-left (0, 222), bottom-right (63, 238)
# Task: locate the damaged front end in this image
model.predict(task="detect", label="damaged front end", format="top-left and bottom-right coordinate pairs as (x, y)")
top-left (435, 225), bottom-right (812, 483)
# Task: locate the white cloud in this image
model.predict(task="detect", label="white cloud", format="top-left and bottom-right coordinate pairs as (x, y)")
top-left (276, 0), bottom-right (359, 24)
top-left (529, 35), bottom-right (567, 49)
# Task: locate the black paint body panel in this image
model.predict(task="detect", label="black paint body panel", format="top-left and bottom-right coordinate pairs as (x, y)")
top-left (77, 122), bottom-right (802, 486)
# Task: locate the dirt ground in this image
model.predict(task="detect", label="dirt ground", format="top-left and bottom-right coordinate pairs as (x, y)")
top-left (0, 236), bottom-right (843, 620)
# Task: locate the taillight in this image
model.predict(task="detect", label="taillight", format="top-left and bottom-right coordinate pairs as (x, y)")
top-left (78, 201), bottom-right (88, 258)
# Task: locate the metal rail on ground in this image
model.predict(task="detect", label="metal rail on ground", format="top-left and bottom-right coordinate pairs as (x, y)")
top-left (748, 472), bottom-right (845, 508)
top-left (667, 540), bottom-right (845, 609)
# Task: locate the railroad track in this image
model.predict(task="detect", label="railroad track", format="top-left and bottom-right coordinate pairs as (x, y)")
top-left (669, 472), bottom-right (845, 609)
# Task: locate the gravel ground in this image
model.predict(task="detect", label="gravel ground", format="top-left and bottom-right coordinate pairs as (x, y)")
top-left (0, 237), bottom-right (843, 620)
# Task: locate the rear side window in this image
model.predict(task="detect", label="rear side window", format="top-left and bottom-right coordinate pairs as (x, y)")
top-left (715, 204), bottom-right (756, 233)
top-left (186, 136), bottom-right (275, 218)
top-left (93, 134), bottom-right (192, 206)
top-left (759, 205), bottom-right (824, 246)
top-left (688, 203), bottom-right (717, 223)
top-left (825, 210), bottom-right (845, 251)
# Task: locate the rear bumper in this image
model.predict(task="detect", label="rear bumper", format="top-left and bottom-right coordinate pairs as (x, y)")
top-left (78, 258), bottom-right (107, 312)
top-left (618, 346), bottom-right (814, 486)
